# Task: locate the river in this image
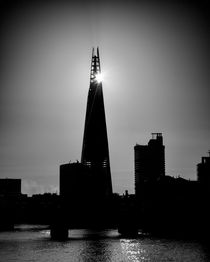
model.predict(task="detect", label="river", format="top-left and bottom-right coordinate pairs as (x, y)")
top-left (0, 225), bottom-right (209, 262)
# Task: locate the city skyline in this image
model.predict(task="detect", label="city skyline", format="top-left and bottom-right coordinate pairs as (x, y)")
top-left (0, 0), bottom-right (210, 195)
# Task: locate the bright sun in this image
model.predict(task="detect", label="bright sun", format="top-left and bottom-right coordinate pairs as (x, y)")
top-left (95, 73), bottom-right (104, 83)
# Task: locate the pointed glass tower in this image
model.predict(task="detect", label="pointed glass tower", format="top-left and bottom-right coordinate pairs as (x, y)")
top-left (81, 48), bottom-right (113, 197)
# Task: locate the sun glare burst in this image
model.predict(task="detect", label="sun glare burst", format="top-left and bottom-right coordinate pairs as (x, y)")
top-left (95, 73), bottom-right (104, 83)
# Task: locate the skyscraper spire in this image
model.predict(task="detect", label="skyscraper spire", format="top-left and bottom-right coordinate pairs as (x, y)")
top-left (90, 47), bottom-right (101, 83)
top-left (81, 48), bottom-right (112, 197)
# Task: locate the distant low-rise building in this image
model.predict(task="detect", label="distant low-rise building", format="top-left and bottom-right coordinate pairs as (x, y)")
top-left (0, 178), bottom-right (21, 197)
top-left (197, 152), bottom-right (210, 184)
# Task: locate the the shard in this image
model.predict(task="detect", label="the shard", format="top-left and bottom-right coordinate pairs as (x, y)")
top-left (81, 48), bottom-right (113, 197)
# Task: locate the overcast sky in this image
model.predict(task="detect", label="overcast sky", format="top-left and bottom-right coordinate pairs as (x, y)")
top-left (0, 0), bottom-right (209, 195)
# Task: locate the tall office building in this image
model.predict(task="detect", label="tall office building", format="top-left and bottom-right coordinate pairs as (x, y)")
top-left (81, 48), bottom-right (112, 197)
top-left (134, 133), bottom-right (165, 195)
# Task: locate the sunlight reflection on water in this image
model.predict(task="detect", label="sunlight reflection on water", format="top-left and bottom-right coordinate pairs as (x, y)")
top-left (121, 239), bottom-right (149, 261)
top-left (120, 237), bottom-right (210, 262)
top-left (0, 226), bottom-right (209, 262)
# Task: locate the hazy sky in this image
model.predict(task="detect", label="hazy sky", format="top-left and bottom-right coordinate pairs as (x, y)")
top-left (0, 0), bottom-right (209, 195)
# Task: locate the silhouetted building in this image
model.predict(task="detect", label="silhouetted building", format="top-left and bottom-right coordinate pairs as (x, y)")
top-left (81, 47), bottom-right (112, 198)
top-left (59, 162), bottom-right (92, 227)
top-left (137, 175), bottom-right (201, 236)
top-left (0, 178), bottom-right (22, 230)
top-left (60, 162), bottom-right (92, 201)
top-left (0, 178), bottom-right (21, 197)
top-left (134, 133), bottom-right (165, 196)
top-left (59, 161), bottom-right (115, 228)
top-left (197, 152), bottom-right (210, 184)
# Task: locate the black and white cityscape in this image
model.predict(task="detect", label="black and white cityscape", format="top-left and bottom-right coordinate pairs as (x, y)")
top-left (0, 0), bottom-right (210, 261)
top-left (1, 46), bottom-right (210, 238)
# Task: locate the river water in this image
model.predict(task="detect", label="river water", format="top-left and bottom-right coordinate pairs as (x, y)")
top-left (0, 225), bottom-right (209, 262)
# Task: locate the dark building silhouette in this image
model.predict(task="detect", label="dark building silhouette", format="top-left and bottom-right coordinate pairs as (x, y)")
top-left (134, 133), bottom-right (165, 196)
top-left (0, 178), bottom-right (21, 197)
top-left (57, 49), bottom-right (114, 229)
top-left (60, 162), bottom-right (92, 201)
top-left (81, 47), bottom-right (112, 198)
top-left (0, 178), bottom-right (22, 230)
top-left (59, 161), bottom-right (115, 228)
top-left (133, 147), bottom-right (210, 238)
top-left (136, 175), bottom-right (201, 237)
top-left (197, 151), bottom-right (210, 184)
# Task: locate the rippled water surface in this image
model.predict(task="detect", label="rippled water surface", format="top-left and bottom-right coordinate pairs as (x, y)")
top-left (0, 225), bottom-right (209, 262)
